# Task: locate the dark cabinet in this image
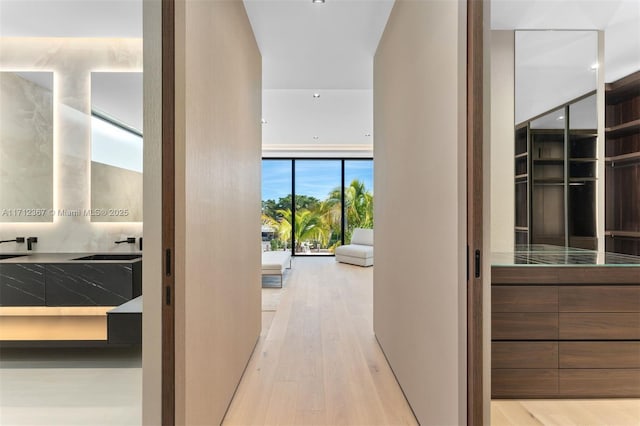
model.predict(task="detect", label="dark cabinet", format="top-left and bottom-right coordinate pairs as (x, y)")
top-left (0, 264), bottom-right (45, 306)
top-left (492, 266), bottom-right (640, 398)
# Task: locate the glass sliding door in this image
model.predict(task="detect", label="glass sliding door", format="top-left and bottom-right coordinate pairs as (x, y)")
top-left (344, 160), bottom-right (374, 244)
top-left (261, 160), bottom-right (292, 252)
top-left (294, 160), bottom-right (342, 255)
top-left (261, 158), bottom-right (373, 256)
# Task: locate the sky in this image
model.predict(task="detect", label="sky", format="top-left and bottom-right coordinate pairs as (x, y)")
top-left (262, 159), bottom-right (373, 201)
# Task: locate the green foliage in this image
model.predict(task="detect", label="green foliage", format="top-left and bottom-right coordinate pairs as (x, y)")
top-left (261, 180), bottom-right (373, 253)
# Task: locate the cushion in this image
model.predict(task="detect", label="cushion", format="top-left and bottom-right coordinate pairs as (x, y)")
top-left (261, 251), bottom-right (291, 273)
top-left (351, 228), bottom-right (373, 246)
top-left (334, 244), bottom-right (373, 259)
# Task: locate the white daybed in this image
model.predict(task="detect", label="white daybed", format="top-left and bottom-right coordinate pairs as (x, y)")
top-left (335, 228), bottom-right (374, 266)
top-left (261, 250), bottom-right (292, 287)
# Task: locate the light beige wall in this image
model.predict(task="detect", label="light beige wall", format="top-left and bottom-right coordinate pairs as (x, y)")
top-left (142, 0), bottom-right (162, 423)
top-left (373, 0), bottom-right (467, 424)
top-left (174, 0), bottom-right (262, 424)
top-left (0, 37), bottom-right (142, 252)
top-left (490, 31), bottom-right (515, 252)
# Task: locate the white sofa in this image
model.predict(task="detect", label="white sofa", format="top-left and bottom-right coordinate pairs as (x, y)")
top-left (261, 250), bottom-right (292, 287)
top-left (335, 228), bottom-right (373, 266)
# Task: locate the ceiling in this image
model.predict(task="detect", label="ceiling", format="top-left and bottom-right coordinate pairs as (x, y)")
top-left (0, 0), bottom-right (142, 38)
top-left (1, 0), bottom-right (638, 148)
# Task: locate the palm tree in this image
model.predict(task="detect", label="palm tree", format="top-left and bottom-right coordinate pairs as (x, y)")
top-left (276, 208), bottom-right (331, 253)
top-left (326, 179), bottom-right (374, 244)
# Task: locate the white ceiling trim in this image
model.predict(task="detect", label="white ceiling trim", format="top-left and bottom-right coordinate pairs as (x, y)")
top-left (262, 144), bottom-right (373, 158)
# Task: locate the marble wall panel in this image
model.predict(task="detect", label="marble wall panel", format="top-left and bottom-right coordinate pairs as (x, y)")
top-left (0, 37), bottom-right (143, 252)
top-left (0, 72), bottom-right (53, 222)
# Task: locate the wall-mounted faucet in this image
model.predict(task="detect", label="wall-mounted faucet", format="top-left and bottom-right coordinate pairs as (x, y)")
top-left (26, 237), bottom-right (38, 250)
top-left (115, 237), bottom-right (136, 245)
top-left (0, 237), bottom-right (25, 244)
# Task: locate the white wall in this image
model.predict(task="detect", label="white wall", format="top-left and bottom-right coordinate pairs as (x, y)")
top-left (0, 37), bottom-right (143, 253)
top-left (490, 31), bottom-right (515, 252)
top-left (373, 0), bottom-right (467, 424)
top-left (174, 0), bottom-right (262, 424)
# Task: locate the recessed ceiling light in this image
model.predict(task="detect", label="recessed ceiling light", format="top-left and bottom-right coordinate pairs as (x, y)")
top-left (557, 115), bottom-right (565, 121)
top-left (312, 0), bottom-right (325, 3)
top-left (313, 136), bottom-right (319, 140)
top-left (261, 118), bottom-right (267, 124)
top-left (313, 93), bottom-right (320, 98)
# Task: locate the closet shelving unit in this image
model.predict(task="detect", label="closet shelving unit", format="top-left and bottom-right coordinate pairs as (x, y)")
top-left (605, 71), bottom-right (640, 255)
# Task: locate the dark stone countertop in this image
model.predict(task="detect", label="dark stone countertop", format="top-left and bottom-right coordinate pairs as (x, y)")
top-left (0, 253), bottom-right (143, 264)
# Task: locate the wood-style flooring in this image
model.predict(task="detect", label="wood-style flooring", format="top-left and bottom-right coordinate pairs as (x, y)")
top-left (227, 257), bottom-right (640, 426)
top-left (492, 399), bottom-right (640, 426)
top-left (223, 257), bottom-right (418, 426)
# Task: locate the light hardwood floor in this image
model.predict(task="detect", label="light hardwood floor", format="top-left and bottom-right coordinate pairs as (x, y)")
top-left (223, 257), bottom-right (418, 426)
top-left (227, 257), bottom-right (640, 426)
top-left (492, 400), bottom-right (640, 426)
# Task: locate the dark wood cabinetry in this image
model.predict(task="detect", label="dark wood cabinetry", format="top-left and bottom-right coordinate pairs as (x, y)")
top-left (492, 264), bottom-right (640, 399)
top-left (605, 71), bottom-right (640, 256)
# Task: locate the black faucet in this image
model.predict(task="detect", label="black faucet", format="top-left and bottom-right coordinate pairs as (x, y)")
top-left (115, 237), bottom-right (136, 245)
top-left (0, 237), bottom-right (25, 244)
top-left (26, 237), bottom-right (38, 250)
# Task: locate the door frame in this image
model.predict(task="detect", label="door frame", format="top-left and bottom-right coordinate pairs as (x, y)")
top-left (161, 0), bottom-right (175, 424)
top-left (159, 0), bottom-right (485, 424)
top-left (466, 0), bottom-right (485, 424)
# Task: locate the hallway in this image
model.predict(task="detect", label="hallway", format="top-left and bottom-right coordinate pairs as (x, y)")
top-left (223, 257), bottom-right (417, 426)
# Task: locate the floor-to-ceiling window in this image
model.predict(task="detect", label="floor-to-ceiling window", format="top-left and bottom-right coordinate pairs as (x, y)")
top-left (262, 160), bottom-right (293, 251)
top-left (261, 158), bottom-right (373, 256)
top-left (344, 160), bottom-right (374, 244)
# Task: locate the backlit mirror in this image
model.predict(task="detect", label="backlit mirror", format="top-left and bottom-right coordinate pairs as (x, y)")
top-left (0, 71), bottom-right (54, 222)
top-left (90, 72), bottom-right (143, 222)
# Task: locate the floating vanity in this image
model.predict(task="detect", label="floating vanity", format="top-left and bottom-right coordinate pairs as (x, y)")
top-left (0, 253), bottom-right (141, 345)
top-left (491, 246), bottom-right (640, 398)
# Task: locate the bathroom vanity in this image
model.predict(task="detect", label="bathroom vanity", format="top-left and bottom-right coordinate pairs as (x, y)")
top-left (491, 246), bottom-right (640, 398)
top-left (0, 253), bottom-right (141, 345)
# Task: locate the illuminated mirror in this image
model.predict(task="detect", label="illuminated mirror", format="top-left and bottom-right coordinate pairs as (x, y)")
top-left (0, 71), bottom-right (54, 222)
top-left (90, 72), bottom-right (143, 222)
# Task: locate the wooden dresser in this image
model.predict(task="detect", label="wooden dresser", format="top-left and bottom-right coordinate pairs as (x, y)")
top-left (491, 248), bottom-right (640, 398)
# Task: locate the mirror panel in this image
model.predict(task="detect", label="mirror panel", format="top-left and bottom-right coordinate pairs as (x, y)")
top-left (90, 72), bottom-right (143, 222)
top-left (0, 71), bottom-right (54, 222)
top-left (514, 30), bottom-right (599, 249)
top-left (516, 30), bottom-right (597, 125)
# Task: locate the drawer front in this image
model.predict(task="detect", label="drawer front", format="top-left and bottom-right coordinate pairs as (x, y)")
top-left (492, 369), bottom-right (558, 398)
top-left (0, 264), bottom-right (45, 306)
top-left (493, 286), bottom-right (558, 313)
top-left (492, 342), bottom-right (558, 369)
top-left (45, 264), bottom-right (133, 306)
top-left (560, 342), bottom-right (640, 368)
top-left (493, 313), bottom-right (558, 340)
top-left (559, 369), bottom-right (640, 397)
top-left (559, 313), bottom-right (640, 340)
top-left (559, 286), bottom-right (640, 312)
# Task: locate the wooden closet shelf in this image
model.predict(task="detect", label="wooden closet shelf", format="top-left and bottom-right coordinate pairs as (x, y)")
top-left (605, 119), bottom-right (640, 138)
top-left (605, 231), bottom-right (640, 238)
